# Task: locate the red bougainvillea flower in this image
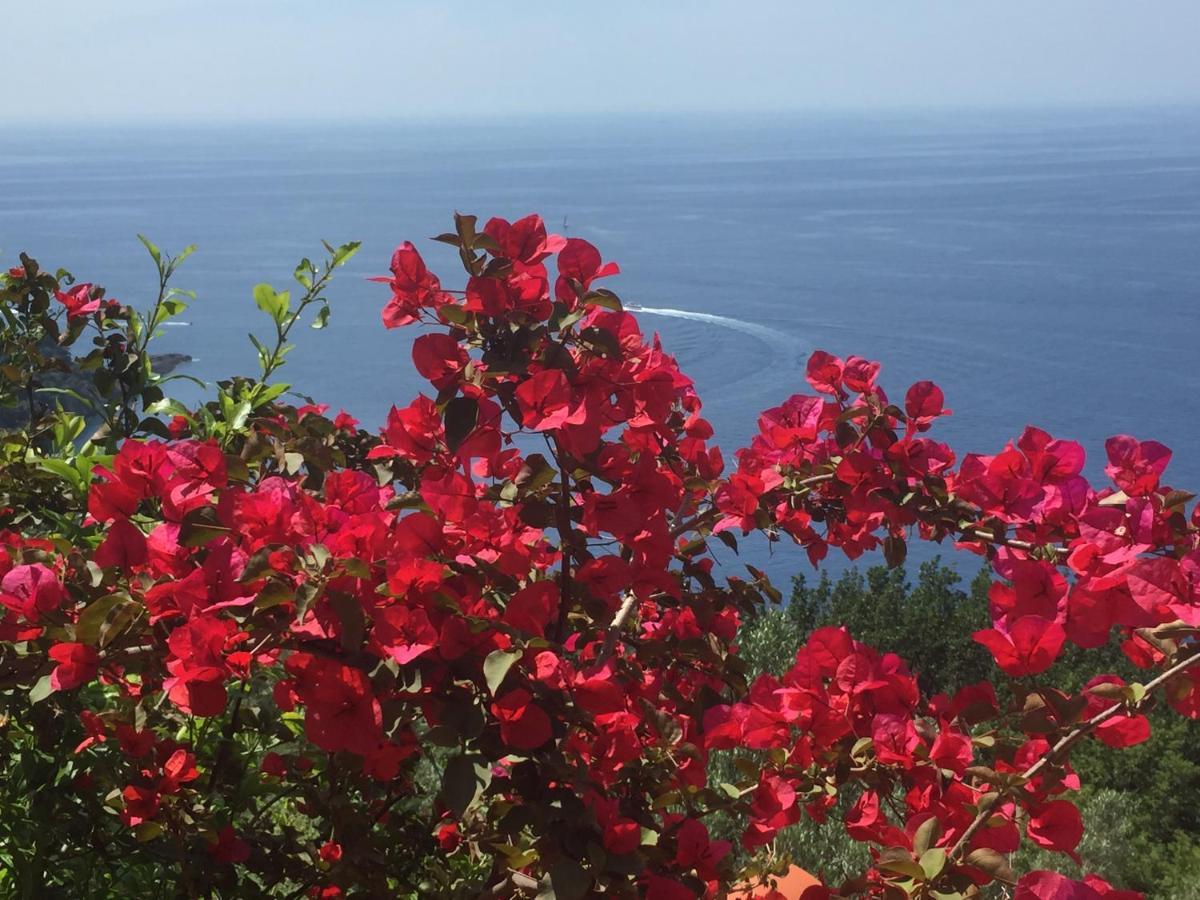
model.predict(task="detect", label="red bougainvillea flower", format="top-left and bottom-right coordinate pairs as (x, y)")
top-left (116, 725), bottom-right (155, 758)
top-left (373, 241), bottom-right (448, 327)
top-left (515, 369), bottom-right (576, 431)
top-left (1014, 870), bottom-right (1143, 900)
top-left (55, 282), bottom-right (103, 319)
top-left (973, 615), bottom-right (1066, 675)
top-left (501, 580), bottom-right (559, 637)
top-left (673, 817), bottom-right (732, 881)
top-left (207, 826), bottom-right (252, 864)
top-left (805, 350), bottom-right (845, 397)
top-left (373, 602), bottom-right (439, 664)
top-left (261, 752), bottom-right (288, 778)
top-left (284, 653), bottom-right (383, 755)
top-left (74, 711), bottom-right (108, 754)
top-left (162, 615), bottom-right (236, 716)
top-left (120, 785), bottom-right (160, 827)
top-left (159, 748), bottom-right (201, 794)
top-left (586, 794), bottom-right (641, 855)
top-left (0, 563), bottom-right (64, 622)
top-left (554, 237), bottom-right (619, 305)
top-left (1026, 799), bottom-right (1084, 861)
top-left (484, 213), bottom-right (565, 264)
top-left (491, 689), bottom-right (553, 750)
top-left (411, 332), bottom-right (468, 390)
top-left (436, 821), bottom-right (461, 852)
top-left (48, 642), bottom-right (100, 691)
top-left (163, 662), bottom-right (228, 717)
top-left (1104, 435), bottom-right (1171, 496)
top-left (94, 518), bottom-right (148, 569)
top-left (905, 380), bottom-right (950, 429)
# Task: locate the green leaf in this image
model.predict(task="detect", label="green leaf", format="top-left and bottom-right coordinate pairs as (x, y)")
top-left (443, 396), bottom-right (478, 453)
top-left (883, 534), bottom-right (907, 568)
top-left (545, 861), bottom-right (590, 900)
top-left (913, 816), bottom-right (941, 856)
top-left (29, 674), bottom-right (54, 704)
top-left (239, 547), bottom-right (275, 583)
top-left (331, 241), bottom-right (362, 268)
top-left (1087, 681), bottom-right (1128, 700)
top-left (138, 235), bottom-right (162, 268)
top-left (252, 283), bottom-right (290, 323)
top-left (227, 399), bottom-right (252, 431)
top-left (578, 325), bottom-right (619, 358)
top-left (962, 848), bottom-right (1015, 883)
top-left (919, 847), bottom-right (946, 880)
top-left (255, 581), bottom-right (294, 611)
top-left (441, 754), bottom-right (491, 819)
top-left (254, 382), bottom-right (290, 407)
top-left (875, 847), bottom-right (924, 879)
top-left (341, 557), bottom-right (371, 578)
top-left (35, 386), bottom-right (99, 409)
top-left (76, 593), bottom-right (130, 644)
top-left (35, 458), bottom-right (86, 492)
top-left (160, 296), bottom-right (188, 318)
top-left (483, 648), bottom-right (521, 695)
top-left (293, 258), bottom-right (314, 289)
top-left (439, 304), bottom-right (469, 325)
top-left (179, 507), bottom-right (232, 547)
top-left (715, 530), bottom-right (738, 554)
top-left (327, 590), bottom-right (366, 653)
top-left (145, 398), bottom-right (191, 418)
top-left (1162, 488), bottom-right (1196, 511)
top-left (294, 580), bottom-right (324, 621)
top-left (310, 305), bottom-right (331, 329)
top-left (582, 288), bottom-right (622, 311)
top-left (134, 821), bottom-right (164, 842)
top-left (454, 213), bottom-right (479, 247)
top-left (98, 597), bottom-right (139, 648)
top-left (249, 333), bottom-right (270, 368)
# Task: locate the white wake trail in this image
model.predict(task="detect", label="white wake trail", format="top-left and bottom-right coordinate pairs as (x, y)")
top-left (626, 304), bottom-right (794, 351)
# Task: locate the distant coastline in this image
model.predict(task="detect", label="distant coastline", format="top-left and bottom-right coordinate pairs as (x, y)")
top-left (0, 349), bottom-right (192, 429)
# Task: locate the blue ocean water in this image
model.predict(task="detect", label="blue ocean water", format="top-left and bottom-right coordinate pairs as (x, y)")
top-left (2, 108), bottom-right (1198, 584)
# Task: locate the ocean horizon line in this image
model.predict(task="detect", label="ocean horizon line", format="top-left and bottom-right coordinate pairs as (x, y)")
top-left (8, 100), bottom-right (1200, 133)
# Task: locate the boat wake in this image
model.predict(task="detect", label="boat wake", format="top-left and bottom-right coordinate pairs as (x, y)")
top-left (626, 304), bottom-right (795, 352)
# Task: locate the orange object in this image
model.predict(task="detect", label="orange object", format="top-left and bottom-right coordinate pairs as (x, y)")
top-left (728, 865), bottom-right (821, 899)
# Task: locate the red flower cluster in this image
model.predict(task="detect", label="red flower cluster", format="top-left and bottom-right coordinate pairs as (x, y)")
top-left (3, 214), bottom-right (1193, 897)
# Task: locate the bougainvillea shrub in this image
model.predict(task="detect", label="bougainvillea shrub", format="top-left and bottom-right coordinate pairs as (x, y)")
top-left (0, 214), bottom-right (1196, 898)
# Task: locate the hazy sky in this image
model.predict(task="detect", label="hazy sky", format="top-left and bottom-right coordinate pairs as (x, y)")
top-left (12, 1), bottom-right (1200, 122)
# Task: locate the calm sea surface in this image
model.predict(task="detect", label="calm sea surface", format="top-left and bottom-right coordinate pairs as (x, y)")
top-left (2, 109), bottom-right (1198, 583)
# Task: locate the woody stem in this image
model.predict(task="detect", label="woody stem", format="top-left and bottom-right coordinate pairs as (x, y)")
top-left (948, 647), bottom-right (1200, 863)
top-left (552, 437), bottom-right (574, 642)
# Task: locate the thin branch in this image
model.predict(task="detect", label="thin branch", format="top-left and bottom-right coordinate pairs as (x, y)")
top-left (594, 591), bottom-right (639, 667)
top-left (783, 468), bottom-right (1073, 556)
top-left (670, 506), bottom-right (719, 540)
top-left (551, 437), bottom-right (574, 642)
top-left (948, 648), bottom-right (1200, 863)
top-left (954, 525), bottom-right (1069, 557)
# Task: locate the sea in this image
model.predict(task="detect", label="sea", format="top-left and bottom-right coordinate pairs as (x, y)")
top-left (2, 107), bottom-right (1198, 587)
